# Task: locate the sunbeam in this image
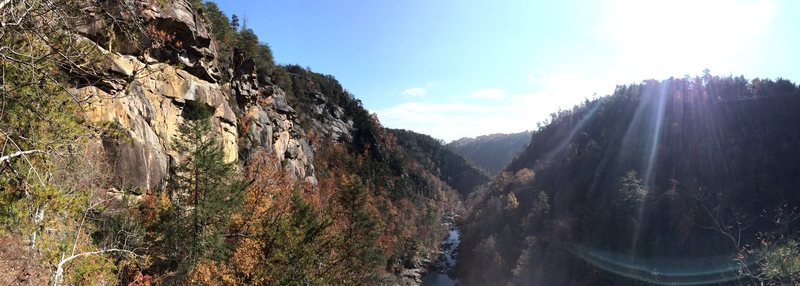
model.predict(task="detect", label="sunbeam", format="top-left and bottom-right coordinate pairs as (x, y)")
top-left (544, 100), bottom-right (604, 162)
top-left (643, 82), bottom-right (669, 185)
top-left (631, 81), bottom-right (670, 255)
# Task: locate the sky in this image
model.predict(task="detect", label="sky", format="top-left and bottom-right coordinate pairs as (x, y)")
top-left (214, 0), bottom-right (799, 142)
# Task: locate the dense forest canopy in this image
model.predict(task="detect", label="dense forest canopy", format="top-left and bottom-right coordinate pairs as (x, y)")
top-left (457, 74), bottom-right (800, 285)
top-left (389, 129), bottom-right (489, 198)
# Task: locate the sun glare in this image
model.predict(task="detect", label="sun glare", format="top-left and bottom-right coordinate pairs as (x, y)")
top-left (601, 0), bottom-right (775, 78)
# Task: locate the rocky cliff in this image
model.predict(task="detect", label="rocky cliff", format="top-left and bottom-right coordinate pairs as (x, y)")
top-left (230, 50), bottom-right (321, 185)
top-left (71, 0), bottom-right (329, 190)
top-left (9, 1), bottom-right (462, 284)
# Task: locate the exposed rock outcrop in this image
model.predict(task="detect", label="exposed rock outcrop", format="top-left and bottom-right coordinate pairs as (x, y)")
top-left (79, 52), bottom-right (237, 191)
top-left (401, 256), bottom-right (434, 285)
top-left (304, 87), bottom-right (355, 143)
top-left (74, 0), bottom-right (319, 189)
top-left (140, 0), bottom-right (221, 82)
top-left (231, 51), bottom-right (316, 184)
top-left (73, 0), bottom-right (220, 82)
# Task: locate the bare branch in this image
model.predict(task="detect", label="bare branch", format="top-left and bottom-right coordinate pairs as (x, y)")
top-left (52, 248), bottom-right (136, 286)
top-left (0, 0), bottom-right (12, 11)
top-left (0, 149), bottom-right (44, 163)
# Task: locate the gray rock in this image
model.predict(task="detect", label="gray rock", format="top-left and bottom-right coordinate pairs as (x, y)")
top-left (230, 51), bottom-right (317, 184)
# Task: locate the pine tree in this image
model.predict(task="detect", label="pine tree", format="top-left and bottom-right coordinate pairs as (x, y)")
top-left (165, 100), bottom-right (246, 278)
top-left (229, 14), bottom-right (240, 31)
top-left (338, 178), bottom-right (383, 280)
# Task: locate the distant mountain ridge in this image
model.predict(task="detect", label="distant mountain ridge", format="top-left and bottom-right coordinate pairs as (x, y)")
top-left (448, 131), bottom-right (532, 176)
top-left (389, 129), bottom-right (490, 197)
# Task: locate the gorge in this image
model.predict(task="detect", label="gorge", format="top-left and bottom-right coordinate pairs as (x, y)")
top-left (2, 1), bottom-right (800, 286)
top-left (421, 215), bottom-right (461, 286)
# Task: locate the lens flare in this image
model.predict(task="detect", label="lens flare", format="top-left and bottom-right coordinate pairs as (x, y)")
top-left (570, 245), bottom-right (753, 285)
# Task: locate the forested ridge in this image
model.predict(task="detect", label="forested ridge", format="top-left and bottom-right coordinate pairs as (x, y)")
top-left (388, 129), bottom-right (489, 198)
top-left (456, 74), bottom-right (800, 285)
top-left (448, 131), bottom-right (532, 177)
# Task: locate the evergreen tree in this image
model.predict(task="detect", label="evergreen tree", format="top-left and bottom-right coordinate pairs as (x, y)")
top-left (616, 170), bottom-right (648, 207)
top-left (261, 193), bottom-right (342, 285)
top-left (163, 100), bottom-right (246, 278)
top-left (338, 178), bottom-right (383, 280)
top-left (230, 14), bottom-right (240, 31)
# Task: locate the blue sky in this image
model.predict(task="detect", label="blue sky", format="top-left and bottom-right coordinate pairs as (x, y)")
top-left (214, 0), bottom-right (799, 142)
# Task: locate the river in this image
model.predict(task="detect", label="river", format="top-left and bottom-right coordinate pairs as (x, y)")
top-left (421, 222), bottom-right (460, 286)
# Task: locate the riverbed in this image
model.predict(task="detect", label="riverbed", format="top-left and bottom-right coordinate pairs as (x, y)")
top-left (421, 223), bottom-right (460, 286)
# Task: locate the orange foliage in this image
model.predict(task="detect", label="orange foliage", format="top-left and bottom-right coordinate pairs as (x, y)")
top-left (229, 150), bottom-right (291, 234)
top-left (185, 259), bottom-right (235, 286)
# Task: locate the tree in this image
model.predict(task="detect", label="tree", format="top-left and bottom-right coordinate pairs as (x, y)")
top-left (230, 14), bottom-right (240, 31)
top-left (338, 177), bottom-right (383, 280)
top-left (751, 239), bottom-right (800, 285)
top-left (510, 236), bottom-right (536, 285)
top-left (160, 100), bottom-right (246, 280)
top-left (616, 170), bottom-right (648, 207)
top-left (1, 1), bottom-right (148, 284)
top-left (506, 192), bottom-right (519, 209)
top-left (185, 151), bottom-right (359, 285)
top-left (473, 235), bottom-right (505, 284)
top-left (234, 28), bottom-right (275, 74)
top-left (263, 193), bottom-right (339, 285)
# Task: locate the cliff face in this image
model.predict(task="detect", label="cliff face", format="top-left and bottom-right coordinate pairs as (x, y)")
top-left (73, 0), bottom-right (327, 190)
top-left (41, 2), bottom-right (461, 284)
top-left (79, 54), bottom-right (238, 190)
top-left (231, 51), bottom-right (321, 185)
top-left (74, 0), bottom-right (221, 81)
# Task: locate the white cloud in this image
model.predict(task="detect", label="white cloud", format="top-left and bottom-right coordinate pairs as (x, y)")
top-left (471, 88), bottom-right (508, 100)
top-left (374, 102), bottom-right (533, 142)
top-left (401, 87), bottom-right (427, 97)
top-left (375, 72), bottom-right (615, 142)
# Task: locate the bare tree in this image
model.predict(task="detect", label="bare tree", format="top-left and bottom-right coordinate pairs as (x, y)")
top-left (52, 248), bottom-right (136, 286)
top-left (693, 186), bottom-right (800, 286)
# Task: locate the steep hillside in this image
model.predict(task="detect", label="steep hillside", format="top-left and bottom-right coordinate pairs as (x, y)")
top-left (456, 75), bottom-right (800, 285)
top-left (389, 129), bottom-right (489, 197)
top-left (0, 1), bottom-right (460, 285)
top-left (448, 131), bottom-right (531, 176)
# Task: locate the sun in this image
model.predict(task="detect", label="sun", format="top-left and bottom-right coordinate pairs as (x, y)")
top-left (599, 0), bottom-right (775, 78)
